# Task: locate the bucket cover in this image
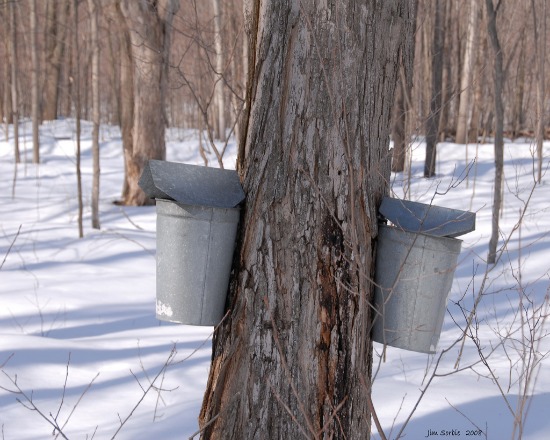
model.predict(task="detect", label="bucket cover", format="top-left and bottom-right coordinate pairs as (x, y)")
top-left (378, 197), bottom-right (475, 238)
top-left (139, 160), bottom-right (245, 209)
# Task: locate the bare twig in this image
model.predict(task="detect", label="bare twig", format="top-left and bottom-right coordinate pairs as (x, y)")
top-left (0, 371), bottom-right (70, 440)
top-left (109, 346), bottom-right (177, 440)
top-left (188, 414), bottom-right (219, 440)
top-left (0, 224), bottom-right (21, 270)
top-left (56, 372), bottom-right (100, 438)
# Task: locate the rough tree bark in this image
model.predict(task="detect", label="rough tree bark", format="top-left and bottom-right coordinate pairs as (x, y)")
top-left (118, 0), bottom-right (179, 206)
top-left (486, 0), bottom-right (505, 264)
top-left (424, 0), bottom-right (445, 177)
top-left (199, 1), bottom-right (416, 439)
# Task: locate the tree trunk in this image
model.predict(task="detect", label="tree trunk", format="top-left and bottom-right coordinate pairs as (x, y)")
top-left (438, 0), bottom-right (452, 141)
top-left (73, 0), bottom-right (83, 238)
top-left (456, 0), bottom-right (480, 144)
top-left (30, 0), bottom-right (40, 164)
top-left (3, 5), bottom-right (13, 134)
top-left (9, 0), bottom-right (20, 163)
top-left (212, 0), bottom-right (226, 142)
top-left (424, 0), bottom-right (445, 177)
top-left (118, 0), bottom-right (178, 206)
top-left (469, 14), bottom-right (486, 143)
top-left (199, 1), bottom-right (416, 439)
top-left (532, 0), bottom-right (546, 183)
top-left (42, 0), bottom-right (70, 121)
top-left (486, 0), bottom-right (505, 264)
top-left (88, 0), bottom-right (100, 229)
top-left (114, 2), bottom-right (134, 203)
top-left (511, 31), bottom-right (526, 140)
top-left (392, 72), bottom-right (407, 172)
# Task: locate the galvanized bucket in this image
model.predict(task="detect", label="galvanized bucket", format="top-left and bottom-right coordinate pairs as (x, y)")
top-left (155, 199), bottom-right (240, 326)
top-left (372, 224), bottom-right (462, 353)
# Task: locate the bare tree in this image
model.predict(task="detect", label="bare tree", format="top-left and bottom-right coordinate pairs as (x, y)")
top-left (456, 0), bottom-right (480, 144)
top-left (42, 0), bottom-right (70, 121)
top-left (118, 0), bottom-right (179, 206)
top-left (30, 0), bottom-right (40, 164)
top-left (2, 3), bottom-right (12, 140)
top-left (9, 0), bottom-right (20, 164)
top-left (424, 0), bottom-right (445, 178)
top-left (212, 0), bottom-right (226, 142)
top-left (88, 0), bottom-right (100, 229)
top-left (70, 0), bottom-right (83, 238)
top-left (531, 0), bottom-right (547, 184)
top-left (113, 2), bottom-right (134, 202)
top-left (486, 0), bottom-right (505, 264)
top-left (198, 1), bottom-right (416, 439)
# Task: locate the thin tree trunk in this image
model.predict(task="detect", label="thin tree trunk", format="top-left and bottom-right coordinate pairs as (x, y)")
top-left (199, 1), bottom-right (416, 439)
top-left (64, 38), bottom-right (73, 117)
top-left (3, 5), bottom-right (13, 137)
top-left (438, 0), bottom-right (452, 141)
top-left (470, 22), bottom-right (488, 143)
top-left (392, 71), bottom-right (407, 172)
top-left (456, 0), bottom-right (480, 144)
top-left (532, 0), bottom-right (546, 184)
top-left (88, 0), bottom-right (100, 229)
top-left (212, 0), bottom-right (226, 142)
top-left (114, 2), bottom-right (133, 203)
top-left (30, 0), bottom-right (40, 164)
top-left (9, 0), bottom-right (20, 164)
top-left (424, 0), bottom-right (445, 177)
top-left (486, 0), bottom-right (505, 264)
top-left (73, 0), bottom-right (83, 238)
top-left (511, 31), bottom-right (525, 139)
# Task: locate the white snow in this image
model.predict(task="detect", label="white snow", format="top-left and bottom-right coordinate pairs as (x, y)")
top-left (1, 120), bottom-right (549, 439)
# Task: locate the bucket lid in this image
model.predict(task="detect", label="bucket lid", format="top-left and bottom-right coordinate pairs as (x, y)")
top-left (378, 197), bottom-right (475, 238)
top-left (139, 160), bottom-right (245, 209)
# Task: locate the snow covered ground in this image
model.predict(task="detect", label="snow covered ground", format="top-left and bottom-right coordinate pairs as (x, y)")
top-left (0, 120), bottom-right (549, 439)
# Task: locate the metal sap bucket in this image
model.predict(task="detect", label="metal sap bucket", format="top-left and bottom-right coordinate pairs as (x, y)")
top-left (155, 200), bottom-right (239, 325)
top-left (139, 160), bottom-right (245, 326)
top-left (372, 197), bottom-right (475, 353)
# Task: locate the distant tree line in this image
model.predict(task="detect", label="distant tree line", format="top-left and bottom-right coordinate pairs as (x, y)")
top-left (0, 0), bottom-right (547, 204)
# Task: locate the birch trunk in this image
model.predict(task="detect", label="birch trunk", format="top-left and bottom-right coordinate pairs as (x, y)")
top-left (199, 1), bottom-right (416, 439)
